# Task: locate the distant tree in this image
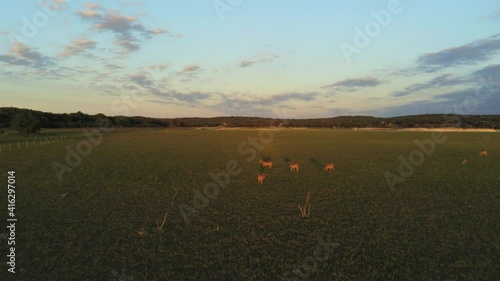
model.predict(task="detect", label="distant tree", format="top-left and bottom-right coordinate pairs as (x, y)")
top-left (10, 112), bottom-right (41, 133)
top-left (114, 116), bottom-right (131, 127)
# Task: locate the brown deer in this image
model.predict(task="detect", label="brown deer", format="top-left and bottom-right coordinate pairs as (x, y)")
top-left (258, 173), bottom-right (267, 184)
top-left (259, 159), bottom-right (272, 168)
top-left (462, 158), bottom-right (468, 165)
top-left (479, 149), bottom-right (488, 156)
top-left (323, 163), bottom-right (335, 171)
top-left (288, 162), bottom-right (300, 172)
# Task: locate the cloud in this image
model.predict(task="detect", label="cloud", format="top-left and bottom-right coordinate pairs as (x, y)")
top-left (0, 42), bottom-right (54, 68)
top-left (76, 8), bottom-right (173, 54)
top-left (322, 77), bottom-right (383, 92)
top-left (240, 52), bottom-right (279, 67)
top-left (59, 38), bottom-right (97, 58)
top-left (472, 64), bottom-right (500, 78)
top-left (39, 0), bottom-right (68, 11)
top-left (268, 92), bottom-right (317, 103)
top-left (179, 64), bottom-right (200, 73)
top-left (415, 34), bottom-right (500, 72)
top-left (212, 92), bottom-right (318, 116)
top-left (148, 28), bottom-right (167, 35)
top-left (471, 64), bottom-right (500, 92)
top-left (392, 74), bottom-right (467, 97)
top-left (480, 4), bottom-right (500, 20)
top-left (114, 35), bottom-right (141, 55)
top-left (155, 90), bottom-right (212, 103)
top-left (77, 10), bottom-right (101, 19)
top-left (124, 71), bottom-right (211, 105)
top-left (434, 88), bottom-right (478, 100)
top-left (147, 63), bottom-right (168, 72)
top-left (104, 63), bottom-right (125, 70)
top-left (176, 64), bottom-right (201, 81)
top-left (364, 79), bottom-right (500, 117)
top-left (218, 92), bottom-right (317, 108)
top-left (127, 72), bottom-right (155, 88)
top-left (84, 2), bottom-right (102, 10)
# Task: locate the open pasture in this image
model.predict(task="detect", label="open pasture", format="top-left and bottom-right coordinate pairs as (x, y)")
top-left (1, 128), bottom-right (499, 280)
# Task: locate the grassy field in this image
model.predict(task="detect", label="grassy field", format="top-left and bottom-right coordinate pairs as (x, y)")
top-left (1, 128), bottom-right (499, 280)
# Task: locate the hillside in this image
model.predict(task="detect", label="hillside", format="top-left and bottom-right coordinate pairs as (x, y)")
top-left (1, 107), bottom-right (499, 129)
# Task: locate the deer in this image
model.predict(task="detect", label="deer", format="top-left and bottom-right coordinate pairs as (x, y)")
top-left (323, 163), bottom-right (335, 171)
top-left (258, 173), bottom-right (267, 184)
top-left (288, 162), bottom-right (300, 172)
top-left (462, 158), bottom-right (468, 165)
top-left (259, 159), bottom-right (272, 168)
top-left (479, 149), bottom-right (488, 156)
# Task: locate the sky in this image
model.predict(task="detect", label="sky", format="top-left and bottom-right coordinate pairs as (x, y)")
top-left (0, 0), bottom-right (499, 118)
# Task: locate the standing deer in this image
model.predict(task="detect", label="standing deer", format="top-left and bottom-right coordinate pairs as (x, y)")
top-left (479, 149), bottom-right (488, 156)
top-left (259, 159), bottom-right (272, 168)
top-left (323, 163), bottom-right (335, 171)
top-left (288, 162), bottom-right (300, 172)
top-left (258, 173), bottom-right (267, 184)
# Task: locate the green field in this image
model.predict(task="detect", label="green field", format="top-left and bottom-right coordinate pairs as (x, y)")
top-left (1, 128), bottom-right (499, 280)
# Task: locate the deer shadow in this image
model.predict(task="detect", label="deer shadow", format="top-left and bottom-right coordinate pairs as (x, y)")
top-left (281, 156), bottom-right (291, 163)
top-left (260, 155), bottom-right (272, 161)
top-left (310, 157), bottom-right (326, 170)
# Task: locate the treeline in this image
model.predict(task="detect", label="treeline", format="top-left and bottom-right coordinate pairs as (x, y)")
top-left (1, 107), bottom-right (500, 130)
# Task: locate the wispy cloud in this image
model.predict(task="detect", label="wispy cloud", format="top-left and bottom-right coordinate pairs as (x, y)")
top-left (392, 74), bottom-right (467, 97)
top-left (217, 92), bottom-right (317, 109)
top-left (178, 64), bottom-right (200, 73)
top-left (414, 34), bottom-right (500, 72)
top-left (154, 90), bottom-right (212, 104)
top-left (472, 64), bottom-right (500, 78)
top-left (0, 42), bottom-right (54, 69)
top-left (240, 52), bottom-right (279, 67)
top-left (480, 4), bottom-right (500, 20)
top-left (147, 63), bottom-right (169, 72)
top-left (83, 2), bottom-right (102, 10)
top-left (322, 77), bottom-right (384, 92)
top-left (59, 38), bottom-right (97, 58)
top-left (176, 64), bottom-right (201, 81)
top-left (124, 70), bottom-right (210, 105)
top-left (39, 0), bottom-right (68, 11)
top-left (76, 8), bottom-right (174, 55)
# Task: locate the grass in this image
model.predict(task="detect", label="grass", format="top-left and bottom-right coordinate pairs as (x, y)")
top-left (1, 128), bottom-right (499, 280)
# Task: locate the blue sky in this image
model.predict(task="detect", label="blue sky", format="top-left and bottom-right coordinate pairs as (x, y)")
top-left (0, 0), bottom-right (499, 118)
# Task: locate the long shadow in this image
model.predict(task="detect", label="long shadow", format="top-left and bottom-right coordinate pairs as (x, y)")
top-left (309, 157), bottom-right (324, 169)
top-left (281, 156), bottom-right (291, 163)
top-left (260, 155), bottom-right (272, 161)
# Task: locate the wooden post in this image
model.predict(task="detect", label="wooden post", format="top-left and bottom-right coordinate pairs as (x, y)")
top-left (18, 142), bottom-right (21, 149)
